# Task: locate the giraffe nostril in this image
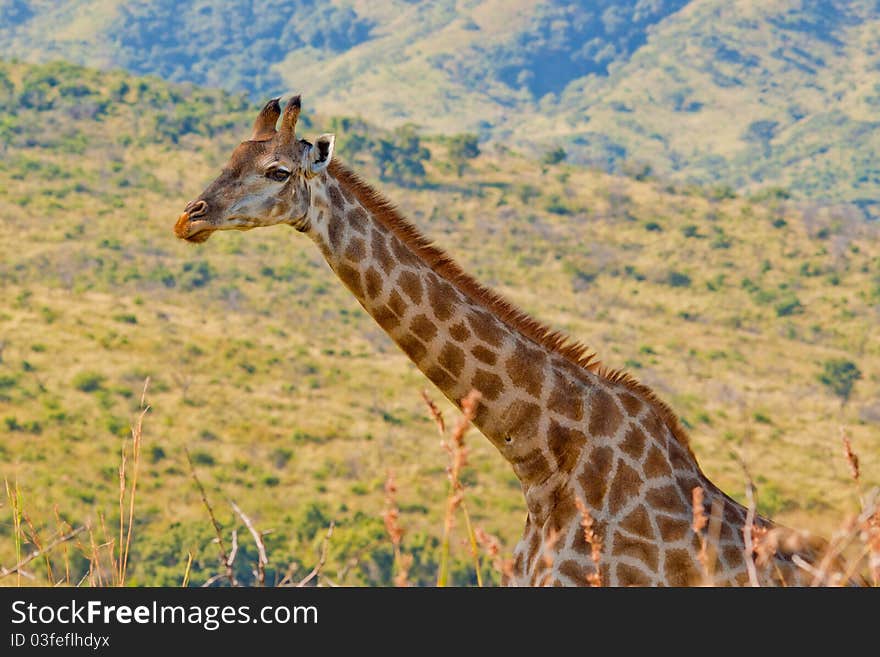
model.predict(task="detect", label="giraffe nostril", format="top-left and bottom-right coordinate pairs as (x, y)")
top-left (184, 200), bottom-right (208, 219)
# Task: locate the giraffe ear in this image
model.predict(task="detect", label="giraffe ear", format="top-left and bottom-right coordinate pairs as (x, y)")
top-left (306, 133), bottom-right (335, 175)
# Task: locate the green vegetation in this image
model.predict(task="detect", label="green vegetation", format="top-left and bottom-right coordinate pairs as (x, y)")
top-left (0, 60), bottom-right (877, 586)
top-left (819, 359), bottom-right (862, 407)
top-left (4, 2), bottom-right (880, 203)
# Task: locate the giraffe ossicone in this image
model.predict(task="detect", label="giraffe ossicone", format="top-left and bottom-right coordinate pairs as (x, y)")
top-left (174, 96), bottom-right (828, 586)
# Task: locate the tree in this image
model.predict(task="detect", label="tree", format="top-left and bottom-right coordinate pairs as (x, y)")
top-left (446, 133), bottom-right (480, 176)
top-left (818, 358), bottom-right (861, 407)
top-left (542, 146), bottom-right (567, 166)
top-left (374, 124), bottom-right (430, 184)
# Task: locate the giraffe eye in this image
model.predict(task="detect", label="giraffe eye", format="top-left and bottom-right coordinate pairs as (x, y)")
top-left (266, 167), bottom-right (291, 182)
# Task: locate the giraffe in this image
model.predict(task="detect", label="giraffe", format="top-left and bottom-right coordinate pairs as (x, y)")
top-left (173, 96), bottom-right (827, 586)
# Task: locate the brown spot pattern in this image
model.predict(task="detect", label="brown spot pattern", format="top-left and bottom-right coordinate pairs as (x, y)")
top-left (427, 276), bottom-right (456, 321)
top-left (643, 445), bottom-right (673, 479)
top-left (387, 290), bottom-right (407, 318)
top-left (664, 549), bottom-right (697, 586)
top-left (471, 345), bottom-right (497, 365)
top-left (618, 392), bottom-right (643, 417)
top-left (722, 545), bottom-right (743, 568)
top-left (373, 306), bottom-right (400, 331)
top-left (546, 420), bottom-right (587, 472)
top-left (503, 399), bottom-right (542, 439)
top-left (616, 563), bottom-right (652, 586)
top-left (645, 486), bottom-right (683, 513)
top-left (364, 267), bottom-right (382, 299)
top-left (438, 342), bottom-right (465, 376)
top-left (467, 310), bottom-right (504, 346)
top-left (619, 425), bottom-right (647, 460)
top-left (656, 514), bottom-right (690, 543)
top-left (512, 450), bottom-right (551, 486)
top-left (390, 236), bottom-right (420, 267)
top-left (410, 314), bottom-right (438, 342)
top-left (327, 184), bottom-right (345, 210)
top-left (558, 560), bottom-right (587, 585)
top-left (472, 369), bottom-right (504, 401)
top-left (588, 389), bottom-right (624, 437)
top-left (336, 264), bottom-right (363, 299)
top-left (449, 321), bottom-right (471, 342)
top-left (344, 236), bottom-right (365, 262)
top-left (505, 341), bottom-right (545, 398)
top-left (578, 445), bottom-right (614, 508)
top-left (608, 460), bottom-right (643, 515)
top-left (397, 271), bottom-right (422, 304)
top-left (425, 365), bottom-right (454, 391)
top-left (547, 374), bottom-right (584, 422)
top-left (328, 218), bottom-right (344, 252)
top-left (347, 207), bottom-right (367, 234)
top-left (612, 533), bottom-right (659, 571)
top-left (397, 335), bottom-right (426, 361)
top-left (619, 505), bottom-right (654, 539)
top-left (371, 229), bottom-right (394, 274)
top-left (669, 440), bottom-right (693, 472)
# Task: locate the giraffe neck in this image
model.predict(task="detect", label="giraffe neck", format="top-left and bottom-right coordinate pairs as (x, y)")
top-left (299, 161), bottom-right (820, 586)
top-left (303, 162), bottom-right (643, 520)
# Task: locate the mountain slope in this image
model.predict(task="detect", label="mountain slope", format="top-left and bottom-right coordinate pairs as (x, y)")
top-left (1, 59), bottom-right (877, 585)
top-left (4, 1), bottom-right (880, 202)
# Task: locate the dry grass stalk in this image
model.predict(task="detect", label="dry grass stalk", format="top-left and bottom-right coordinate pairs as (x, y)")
top-left (118, 377), bottom-right (149, 586)
top-left (20, 508), bottom-right (52, 583)
top-left (53, 505), bottom-right (72, 586)
top-left (573, 497), bottom-right (602, 586)
top-left (840, 427), bottom-right (860, 484)
top-left (182, 551), bottom-right (194, 587)
top-left (5, 480), bottom-right (23, 586)
top-left (434, 389), bottom-right (481, 587)
top-left (185, 446), bottom-right (237, 586)
top-left (421, 389), bottom-right (445, 436)
top-left (231, 500), bottom-right (269, 586)
top-left (382, 471), bottom-right (411, 587)
top-left (474, 527), bottom-right (514, 584)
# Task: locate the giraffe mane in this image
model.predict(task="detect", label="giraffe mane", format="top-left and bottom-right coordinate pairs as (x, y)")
top-left (328, 159), bottom-right (694, 456)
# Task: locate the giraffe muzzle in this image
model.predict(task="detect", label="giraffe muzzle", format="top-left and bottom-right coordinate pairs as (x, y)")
top-left (174, 200), bottom-right (214, 242)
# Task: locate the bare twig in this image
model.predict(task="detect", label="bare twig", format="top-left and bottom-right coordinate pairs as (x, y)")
top-left (420, 389), bottom-right (445, 436)
top-left (231, 501), bottom-right (269, 586)
top-left (185, 447), bottom-right (236, 586)
top-left (0, 526), bottom-right (85, 579)
top-left (296, 522), bottom-right (335, 587)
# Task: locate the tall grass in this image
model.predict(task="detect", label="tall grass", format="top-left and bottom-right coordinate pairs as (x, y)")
top-left (2, 386), bottom-right (877, 587)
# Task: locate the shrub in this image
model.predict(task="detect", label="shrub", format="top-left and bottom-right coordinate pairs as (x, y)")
top-left (73, 371), bottom-right (105, 392)
top-left (818, 359), bottom-right (861, 405)
top-left (666, 271), bottom-right (692, 288)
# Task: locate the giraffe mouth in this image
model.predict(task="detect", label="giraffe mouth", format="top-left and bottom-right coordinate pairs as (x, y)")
top-left (174, 212), bottom-right (215, 243)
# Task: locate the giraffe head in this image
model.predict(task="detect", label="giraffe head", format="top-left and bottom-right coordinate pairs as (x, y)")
top-left (174, 96), bottom-right (335, 243)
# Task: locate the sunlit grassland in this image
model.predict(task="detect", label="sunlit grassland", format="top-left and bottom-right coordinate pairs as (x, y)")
top-left (0, 60), bottom-right (877, 585)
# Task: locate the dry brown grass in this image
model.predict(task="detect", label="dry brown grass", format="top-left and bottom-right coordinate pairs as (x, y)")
top-left (3, 386), bottom-right (878, 588)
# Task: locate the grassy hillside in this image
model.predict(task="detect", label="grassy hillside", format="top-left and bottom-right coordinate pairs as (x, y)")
top-left (0, 60), bottom-right (878, 586)
top-left (4, 1), bottom-right (880, 203)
